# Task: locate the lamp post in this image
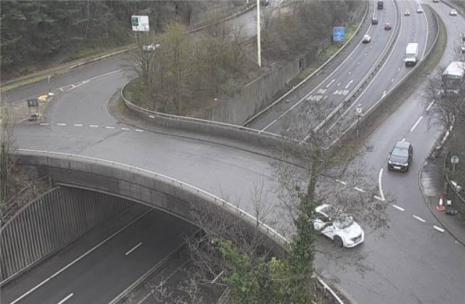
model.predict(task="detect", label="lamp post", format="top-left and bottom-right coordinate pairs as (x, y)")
top-left (256, 0), bottom-right (262, 67)
top-left (355, 105), bottom-right (363, 137)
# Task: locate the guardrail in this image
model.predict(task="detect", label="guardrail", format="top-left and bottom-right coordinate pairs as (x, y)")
top-left (314, 0), bottom-right (402, 134)
top-left (15, 149), bottom-right (346, 304)
top-left (0, 3), bottom-right (256, 92)
top-left (243, 0), bottom-right (369, 126)
top-left (328, 5), bottom-right (442, 149)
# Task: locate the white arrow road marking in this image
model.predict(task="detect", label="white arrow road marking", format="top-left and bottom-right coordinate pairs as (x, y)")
top-left (344, 80), bottom-right (354, 89)
top-left (326, 79), bottom-right (336, 88)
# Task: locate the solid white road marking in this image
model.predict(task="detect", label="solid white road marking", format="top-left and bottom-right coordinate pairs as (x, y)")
top-left (56, 123), bottom-right (67, 126)
top-left (89, 124), bottom-right (99, 128)
top-left (378, 168), bottom-right (385, 201)
top-left (413, 215), bottom-right (426, 223)
top-left (345, 80), bottom-right (354, 89)
top-left (336, 179), bottom-right (347, 186)
top-left (57, 293), bottom-right (74, 304)
top-left (410, 116), bottom-right (423, 132)
top-left (426, 100), bottom-right (435, 112)
top-left (392, 204), bottom-right (405, 211)
top-left (326, 79), bottom-right (336, 88)
top-left (73, 124), bottom-right (83, 127)
top-left (39, 123), bottom-right (49, 126)
top-left (125, 242), bottom-right (143, 256)
top-left (105, 126), bottom-right (115, 129)
top-left (433, 225), bottom-right (445, 233)
top-left (135, 129), bottom-right (144, 132)
top-left (8, 211), bottom-right (151, 304)
top-left (354, 187), bottom-right (366, 193)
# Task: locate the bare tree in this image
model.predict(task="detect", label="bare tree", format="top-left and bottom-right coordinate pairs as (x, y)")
top-left (0, 106), bottom-right (15, 225)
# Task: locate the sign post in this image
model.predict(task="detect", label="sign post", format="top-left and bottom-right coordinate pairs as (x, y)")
top-left (333, 26), bottom-right (346, 43)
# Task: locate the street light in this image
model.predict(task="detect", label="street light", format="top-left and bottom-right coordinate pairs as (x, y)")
top-left (355, 105), bottom-right (363, 137)
top-left (256, 0), bottom-right (262, 67)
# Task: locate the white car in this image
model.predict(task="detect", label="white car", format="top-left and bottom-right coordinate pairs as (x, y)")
top-left (450, 9), bottom-right (458, 16)
top-left (404, 10), bottom-right (410, 16)
top-left (313, 204), bottom-right (365, 248)
top-left (142, 43), bottom-right (160, 51)
top-left (416, 7), bottom-right (423, 13)
top-left (362, 34), bottom-right (371, 43)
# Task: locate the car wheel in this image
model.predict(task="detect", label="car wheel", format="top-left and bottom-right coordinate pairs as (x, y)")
top-left (334, 236), bottom-right (343, 247)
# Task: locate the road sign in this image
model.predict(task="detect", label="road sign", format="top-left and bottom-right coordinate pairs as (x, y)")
top-left (131, 15), bottom-right (149, 32)
top-left (333, 26), bottom-right (346, 43)
top-left (27, 98), bottom-right (38, 108)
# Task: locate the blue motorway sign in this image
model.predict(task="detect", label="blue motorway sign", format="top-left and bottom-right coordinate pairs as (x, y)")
top-left (333, 26), bottom-right (346, 43)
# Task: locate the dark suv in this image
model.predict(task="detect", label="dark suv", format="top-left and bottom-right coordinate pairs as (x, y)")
top-left (388, 141), bottom-right (413, 172)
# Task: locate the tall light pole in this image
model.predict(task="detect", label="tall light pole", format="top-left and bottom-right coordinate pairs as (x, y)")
top-left (256, 0), bottom-right (262, 67)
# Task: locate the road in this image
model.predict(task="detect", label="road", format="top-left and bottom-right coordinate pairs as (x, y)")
top-left (2, 0), bottom-right (465, 304)
top-left (1, 206), bottom-right (197, 304)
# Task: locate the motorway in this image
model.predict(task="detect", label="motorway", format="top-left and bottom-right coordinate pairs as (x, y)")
top-left (2, 206), bottom-right (197, 304)
top-left (2, 0), bottom-right (465, 304)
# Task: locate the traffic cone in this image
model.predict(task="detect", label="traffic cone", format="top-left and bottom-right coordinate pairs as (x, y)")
top-left (436, 194), bottom-right (445, 212)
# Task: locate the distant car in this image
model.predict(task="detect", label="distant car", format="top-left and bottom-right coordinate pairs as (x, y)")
top-left (388, 141), bottom-right (413, 172)
top-left (404, 10), bottom-right (410, 16)
top-left (384, 23), bottom-right (392, 30)
top-left (362, 34), bottom-right (372, 43)
top-left (433, 0), bottom-right (439, 2)
top-left (313, 204), bottom-right (365, 248)
top-left (142, 43), bottom-right (160, 51)
top-left (461, 43), bottom-right (465, 53)
top-left (450, 9), bottom-right (458, 16)
top-left (372, 16), bottom-right (379, 24)
top-left (416, 7), bottom-right (423, 13)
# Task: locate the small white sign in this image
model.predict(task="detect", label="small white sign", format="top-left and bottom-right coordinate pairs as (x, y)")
top-left (131, 15), bottom-right (149, 32)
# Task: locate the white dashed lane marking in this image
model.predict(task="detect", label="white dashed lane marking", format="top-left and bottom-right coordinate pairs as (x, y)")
top-left (73, 124), bottom-right (83, 127)
top-left (336, 179), bottom-right (347, 186)
top-left (57, 293), bottom-right (74, 304)
top-left (410, 116), bottom-right (423, 132)
top-left (56, 123), bottom-right (67, 126)
top-left (105, 126), bottom-right (115, 129)
top-left (89, 124), bottom-right (99, 128)
top-left (412, 215), bottom-right (426, 223)
top-left (392, 204), bottom-right (405, 211)
top-left (354, 187), bottom-right (366, 193)
top-left (433, 225), bottom-right (445, 233)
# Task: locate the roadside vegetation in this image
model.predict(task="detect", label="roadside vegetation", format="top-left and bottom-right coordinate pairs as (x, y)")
top-left (0, 0), bottom-right (245, 80)
top-left (0, 107), bottom-right (51, 226)
top-left (127, 0), bottom-right (362, 117)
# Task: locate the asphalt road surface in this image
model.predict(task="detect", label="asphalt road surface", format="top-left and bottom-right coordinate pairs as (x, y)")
top-left (3, 0), bottom-right (465, 303)
top-left (1, 206), bottom-right (196, 304)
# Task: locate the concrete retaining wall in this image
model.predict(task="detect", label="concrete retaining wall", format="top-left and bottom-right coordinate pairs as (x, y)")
top-left (0, 187), bottom-right (133, 284)
top-left (14, 150), bottom-right (289, 256)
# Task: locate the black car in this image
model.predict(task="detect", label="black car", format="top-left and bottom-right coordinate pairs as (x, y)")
top-left (388, 141), bottom-right (413, 172)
